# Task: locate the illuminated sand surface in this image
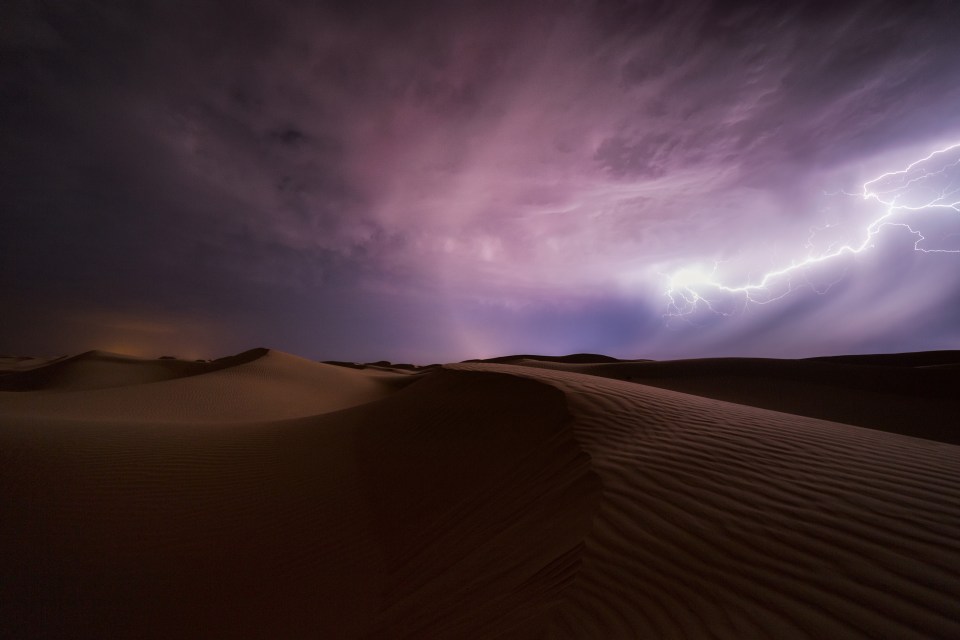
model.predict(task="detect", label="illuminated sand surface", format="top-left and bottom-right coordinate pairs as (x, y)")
top-left (2, 350), bottom-right (959, 638)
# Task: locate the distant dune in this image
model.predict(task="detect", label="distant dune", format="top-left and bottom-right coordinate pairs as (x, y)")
top-left (0, 348), bottom-right (411, 423)
top-left (2, 349), bottom-right (958, 638)
top-left (480, 353), bottom-right (960, 444)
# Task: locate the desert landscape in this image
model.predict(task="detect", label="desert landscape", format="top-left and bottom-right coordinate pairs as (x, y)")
top-left (2, 348), bottom-right (958, 638)
top-left (4, 2), bottom-right (960, 637)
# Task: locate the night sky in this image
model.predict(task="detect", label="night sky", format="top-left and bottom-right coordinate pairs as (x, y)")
top-left (3, 0), bottom-right (960, 362)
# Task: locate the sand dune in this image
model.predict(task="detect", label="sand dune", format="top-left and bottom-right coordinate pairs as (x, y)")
top-left (0, 348), bottom-right (409, 422)
top-left (807, 350), bottom-right (960, 367)
top-left (499, 356), bottom-right (960, 444)
top-left (1, 359), bottom-right (597, 638)
top-left (2, 349), bottom-right (959, 638)
top-left (455, 362), bottom-right (960, 639)
top-left (0, 350), bottom-right (215, 391)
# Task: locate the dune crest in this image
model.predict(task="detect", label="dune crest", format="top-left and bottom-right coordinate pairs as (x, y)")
top-left (453, 363), bottom-right (960, 639)
top-left (507, 356), bottom-right (960, 443)
top-left (1, 350), bottom-right (211, 391)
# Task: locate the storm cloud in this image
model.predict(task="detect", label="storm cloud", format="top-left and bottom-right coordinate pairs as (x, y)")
top-left (2, 0), bottom-right (959, 360)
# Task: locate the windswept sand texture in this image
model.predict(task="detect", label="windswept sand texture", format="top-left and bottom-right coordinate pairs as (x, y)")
top-left (501, 354), bottom-right (960, 444)
top-left (455, 361), bottom-right (960, 638)
top-left (2, 349), bottom-right (959, 638)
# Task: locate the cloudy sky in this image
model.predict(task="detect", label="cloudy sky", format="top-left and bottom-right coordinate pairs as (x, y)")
top-left (3, 0), bottom-right (960, 362)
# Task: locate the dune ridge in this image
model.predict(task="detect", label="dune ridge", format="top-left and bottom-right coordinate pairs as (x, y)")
top-left (498, 356), bottom-right (960, 444)
top-left (0, 348), bottom-right (273, 392)
top-left (0, 361), bottom-right (599, 638)
top-left (453, 362), bottom-right (960, 638)
top-left (0, 349), bottom-right (410, 422)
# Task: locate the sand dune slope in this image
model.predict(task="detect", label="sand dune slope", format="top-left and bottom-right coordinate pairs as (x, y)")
top-left (0, 349), bottom-right (407, 422)
top-left (509, 357), bottom-right (960, 443)
top-left (454, 363), bottom-right (960, 639)
top-left (0, 368), bottom-right (597, 639)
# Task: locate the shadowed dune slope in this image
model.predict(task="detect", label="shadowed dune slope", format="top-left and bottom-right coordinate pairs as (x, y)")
top-left (0, 369), bottom-right (599, 639)
top-left (0, 349), bottom-right (411, 422)
top-left (453, 363), bottom-right (960, 639)
top-left (807, 350), bottom-right (960, 367)
top-left (511, 357), bottom-right (960, 444)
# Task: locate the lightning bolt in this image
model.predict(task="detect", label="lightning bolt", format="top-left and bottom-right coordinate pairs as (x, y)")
top-left (665, 141), bottom-right (960, 318)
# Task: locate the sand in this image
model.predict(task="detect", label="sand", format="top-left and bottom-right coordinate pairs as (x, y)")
top-left (0, 348), bottom-right (410, 422)
top-left (501, 355), bottom-right (960, 444)
top-left (2, 349), bottom-right (958, 638)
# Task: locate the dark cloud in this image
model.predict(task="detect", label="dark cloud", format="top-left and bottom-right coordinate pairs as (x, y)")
top-left (270, 127), bottom-right (309, 146)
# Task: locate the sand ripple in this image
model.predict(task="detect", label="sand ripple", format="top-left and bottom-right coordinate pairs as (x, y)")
top-left (455, 363), bottom-right (960, 639)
